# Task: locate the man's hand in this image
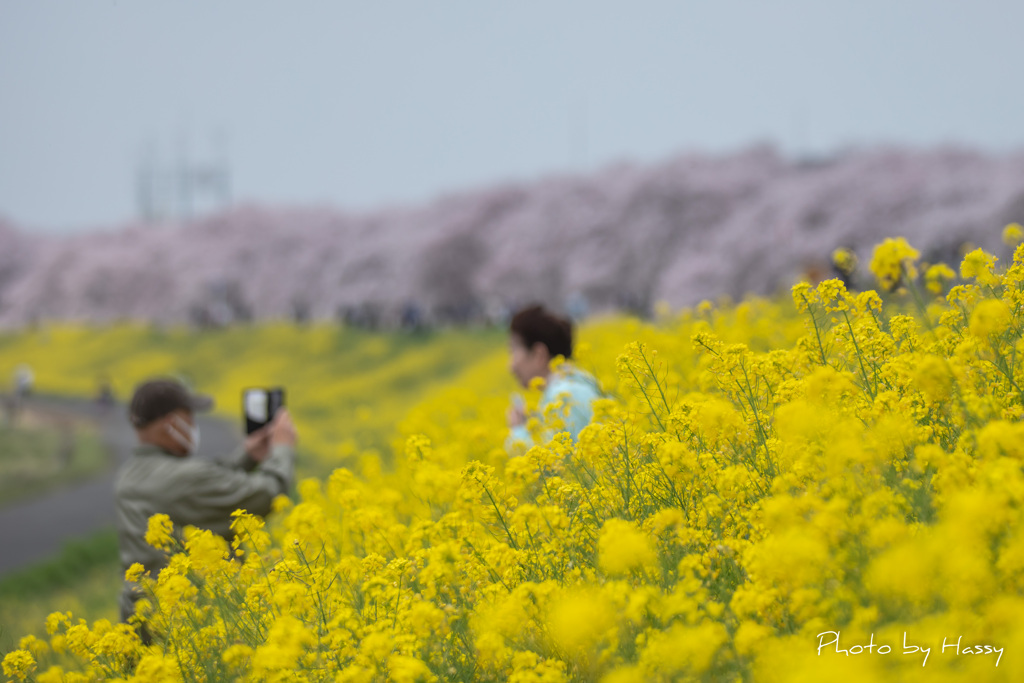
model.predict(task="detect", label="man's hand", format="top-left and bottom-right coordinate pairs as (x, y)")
top-left (244, 424), bottom-right (273, 463)
top-left (507, 404), bottom-right (526, 428)
top-left (245, 409), bottom-right (297, 462)
top-left (269, 409), bottom-right (297, 447)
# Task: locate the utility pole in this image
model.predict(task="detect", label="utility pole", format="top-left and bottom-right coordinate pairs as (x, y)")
top-left (135, 129), bottom-right (231, 224)
top-left (176, 130), bottom-right (192, 220)
top-left (135, 140), bottom-right (157, 223)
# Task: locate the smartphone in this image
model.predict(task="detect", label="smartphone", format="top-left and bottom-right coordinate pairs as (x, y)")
top-left (243, 387), bottom-right (286, 434)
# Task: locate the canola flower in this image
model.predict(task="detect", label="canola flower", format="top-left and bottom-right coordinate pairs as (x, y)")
top-left (5, 231), bottom-right (1024, 681)
top-left (1003, 223), bottom-right (1023, 247)
top-left (831, 247), bottom-right (857, 276)
top-left (868, 237), bottom-right (920, 291)
top-left (925, 263), bottom-right (957, 294)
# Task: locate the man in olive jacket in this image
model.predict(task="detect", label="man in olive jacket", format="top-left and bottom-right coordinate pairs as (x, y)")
top-left (116, 378), bottom-right (296, 624)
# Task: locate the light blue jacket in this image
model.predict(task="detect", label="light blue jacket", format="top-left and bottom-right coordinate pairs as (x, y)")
top-left (507, 366), bottom-right (601, 450)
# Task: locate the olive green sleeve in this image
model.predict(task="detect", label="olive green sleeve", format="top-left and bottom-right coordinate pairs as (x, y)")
top-left (173, 444), bottom-right (295, 523)
top-left (220, 443), bottom-right (261, 472)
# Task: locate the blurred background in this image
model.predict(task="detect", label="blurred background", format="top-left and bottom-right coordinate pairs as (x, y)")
top-left (2, 1), bottom-right (1024, 327)
top-left (1, 0), bottom-right (1023, 650)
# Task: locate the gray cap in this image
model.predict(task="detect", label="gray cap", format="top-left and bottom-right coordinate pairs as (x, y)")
top-left (128, 378), bottom-right (214, 428)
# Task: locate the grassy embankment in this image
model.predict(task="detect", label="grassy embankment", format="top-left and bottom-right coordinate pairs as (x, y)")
top-left (0, 417), bottom-right (109, 507)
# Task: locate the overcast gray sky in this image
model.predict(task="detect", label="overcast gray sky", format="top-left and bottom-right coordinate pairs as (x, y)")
top-left (2, 1), bottom-right (1022, 233)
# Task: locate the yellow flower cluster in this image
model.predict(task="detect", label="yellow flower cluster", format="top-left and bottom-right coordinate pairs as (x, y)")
top-left (8, 232), bottom-right (1024, 682)
top-left (868, 237), bottom-right (920, 291)
top-left (831, 247), bottom-right (857, 276)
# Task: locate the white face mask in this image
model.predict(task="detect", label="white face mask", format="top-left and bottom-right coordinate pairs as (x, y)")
top-left (167, 416), bottom-right (200, 456)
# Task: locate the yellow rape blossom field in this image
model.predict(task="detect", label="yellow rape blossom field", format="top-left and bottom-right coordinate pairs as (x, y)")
top-left (5, 229), bottom-right (1024, 682)
top-left (0, 326), bottom-right (508, 650)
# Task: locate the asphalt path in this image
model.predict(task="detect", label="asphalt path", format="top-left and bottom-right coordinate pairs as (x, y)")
top-left (0, 395), bottom-right (243, 577)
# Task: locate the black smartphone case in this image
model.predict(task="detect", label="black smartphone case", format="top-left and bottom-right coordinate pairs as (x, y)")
top-left (244, 388), bottom-right (286, 434)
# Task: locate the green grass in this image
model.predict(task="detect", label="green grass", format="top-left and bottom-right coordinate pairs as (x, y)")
top-left (0, 420), bottom-right (110, 507)
top-left (0, 529), bottom-right (122, 655)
